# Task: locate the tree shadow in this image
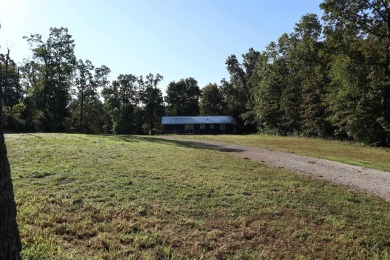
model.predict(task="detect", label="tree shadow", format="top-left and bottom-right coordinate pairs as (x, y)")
top-left (25, 133), bottom-right (43, 139)
top-left (103, 135), bottom-right (140, 143)
top-left (136, 136), bottom-right (243, 153)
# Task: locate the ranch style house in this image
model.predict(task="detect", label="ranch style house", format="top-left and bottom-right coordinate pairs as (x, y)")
top-left (161, 116), bottom-right (236, 134)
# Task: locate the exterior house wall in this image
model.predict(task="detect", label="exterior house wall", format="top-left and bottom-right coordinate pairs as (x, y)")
top-left (163, 124), bottom-right (186, 134)
top-left (163, 124), bottom-right (235, 135)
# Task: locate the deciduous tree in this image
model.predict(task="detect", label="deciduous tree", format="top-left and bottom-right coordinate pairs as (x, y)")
top-left (23, 27), bottom-right (76, 132)
top-left (225, 48), bottom-right (261, 133)
top-left (139, 73), bottom-right (164, 135)
top-left (321, 0), bottom-right (390, 145)
top-left (71, 59), bottom-right (111, 133)
top-left (165, 77), bottom-right (201, 116)
top-left (200, 83), bottom-right (225, 115)
top-left (102, 74), bottom-right (139, 134)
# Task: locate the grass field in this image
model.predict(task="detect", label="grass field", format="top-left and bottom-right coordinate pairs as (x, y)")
top-left (177, 134), bottom-right (390, 172)
top-left (6, 133), bottom-right (390, 259)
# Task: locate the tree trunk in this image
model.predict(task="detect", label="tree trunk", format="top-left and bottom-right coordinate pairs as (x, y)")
top-left (149, 109), bottom-right (154, 136)
top-left (80, 92), bottom-right (84, 133)
top-left (0, 133), bottom-right (22, 259)
top-left (0, 48), bottom-right (22, 259)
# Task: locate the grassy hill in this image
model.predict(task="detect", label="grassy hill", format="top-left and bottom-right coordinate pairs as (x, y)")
top-left (6, 134), bottom-right (390, 259)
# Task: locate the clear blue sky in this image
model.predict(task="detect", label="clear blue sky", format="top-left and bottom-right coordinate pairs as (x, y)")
top-left (0, 0), bottom-right (324, 92)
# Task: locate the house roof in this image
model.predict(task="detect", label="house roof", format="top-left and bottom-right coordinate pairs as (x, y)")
top-left (161, 116), bottom-right (236, 125)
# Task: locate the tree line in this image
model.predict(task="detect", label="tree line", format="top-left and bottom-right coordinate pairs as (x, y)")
top-left (1, 0), bottom-right (390, 146)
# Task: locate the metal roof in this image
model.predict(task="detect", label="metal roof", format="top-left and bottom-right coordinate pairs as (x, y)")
top-left (161, 116), bottom-right (236, 125)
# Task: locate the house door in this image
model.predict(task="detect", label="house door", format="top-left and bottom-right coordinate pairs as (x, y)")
top-left (185, 124), bottom-right (194, 134)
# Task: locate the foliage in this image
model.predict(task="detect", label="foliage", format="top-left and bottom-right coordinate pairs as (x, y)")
top-left (165, 77), bottom-right (201, 116)
top-left (253, 15), bottom-right (332, 137)
top-left (138, 74), bottom-right (164, 135)
top-left (102, 74), bottom-right (140, 134)
top-left (68, 59), bottom-right (111, 134)
top-left (199, 83), bottom-right (226, 115)
top-left (0, 53), bottom-right (25, 132)
top-left (224, 48), bottom-right (261, 133)
top-left (321, 0), bottom-right (390, 145)
top-left (102, 73), bottom-right (164, 135)
top-left (22, 27), bottom-right (76, 132)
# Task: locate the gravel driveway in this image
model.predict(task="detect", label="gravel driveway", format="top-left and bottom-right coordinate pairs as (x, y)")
top-left (155, 136), bottom-right (390, 202)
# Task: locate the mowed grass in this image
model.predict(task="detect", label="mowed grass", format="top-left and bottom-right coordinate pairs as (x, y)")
top-left (5, 133), bottom-right (390, 259)
top-left (178, 134), bottom-right (390, 172)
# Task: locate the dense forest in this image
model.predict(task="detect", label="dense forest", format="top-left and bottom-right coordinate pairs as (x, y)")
top-left (1, 0), bottom-right (389, 146)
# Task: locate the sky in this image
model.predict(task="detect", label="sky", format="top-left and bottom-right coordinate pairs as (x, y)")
top-left (0, 0), bottom-right (324, 92)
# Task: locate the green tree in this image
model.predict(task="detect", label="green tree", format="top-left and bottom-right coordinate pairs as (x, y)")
top-left (67, 96), bottom-right (111, 134)
top-left (275, 33), bottom-right (302, 135)
top-left (291, 14), bottom-right (332, 137)
top-left (102, 74), bottom-right (140, 134)
top-left (321, 0), bottom-right (390, 145)
top-left (0, 53), bottom-right (21, 108)
top-left (71, 59), bottom-right (111, 133)
top-left (253, 43), bottom-right (286, 134)
top-left (0, 51), bottom-right (24, 132)
top-left (165, 77), bottom-right (201, 116)
top-left (73, 59), bottom-right (94, 132)
top-left (327, 52), bottom-right (384, 143)
top-left (139, 73), bottom-right (164, 135)
top-left (225, 48), bottom-right (261, 133)
top-left (220, 78), bottom-right (243, 128)
top-left (253, 35), bottom-right (304, 136)
top-left (254, 14), bottom-right (331, 137)
top-left (23, 27), bottom-right (76, 132)
top-left (200, 83), bottom-right (226, 115)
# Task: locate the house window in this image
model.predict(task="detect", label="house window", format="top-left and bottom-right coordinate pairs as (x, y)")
top-left (200, 124), bottom-right (205, 130)
top-left (185, 124), bottom-right (194, 134)
top-left (210, 124), bottom-right (214, 129)
top-left (220, 124), bottom-right (225, 131)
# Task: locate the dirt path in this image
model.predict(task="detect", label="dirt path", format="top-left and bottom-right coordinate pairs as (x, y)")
top-left (154, 136), bottom-right (390, 202)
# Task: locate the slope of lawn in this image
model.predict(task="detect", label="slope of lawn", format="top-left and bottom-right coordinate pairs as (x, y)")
top-left (178, 134), bottom-right (390, 172)
top-left (6, 133), bottom-right (390, 259)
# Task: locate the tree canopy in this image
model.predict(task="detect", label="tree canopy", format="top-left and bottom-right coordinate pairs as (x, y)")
top-left (165, 77), bottom-right (201, 116)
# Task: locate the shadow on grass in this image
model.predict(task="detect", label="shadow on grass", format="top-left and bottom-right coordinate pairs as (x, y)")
top-left (104, 135), bottom-right (141, 143)
top-left (25, 133), bottom-right (43, 139)
top-left (134, 136), bottom-right (243, 153)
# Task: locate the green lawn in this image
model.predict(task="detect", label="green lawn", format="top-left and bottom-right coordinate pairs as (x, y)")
top-left (177, 134), bottom-right (390, 172)
top-left (6, 133), bottom-right (390, 259)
